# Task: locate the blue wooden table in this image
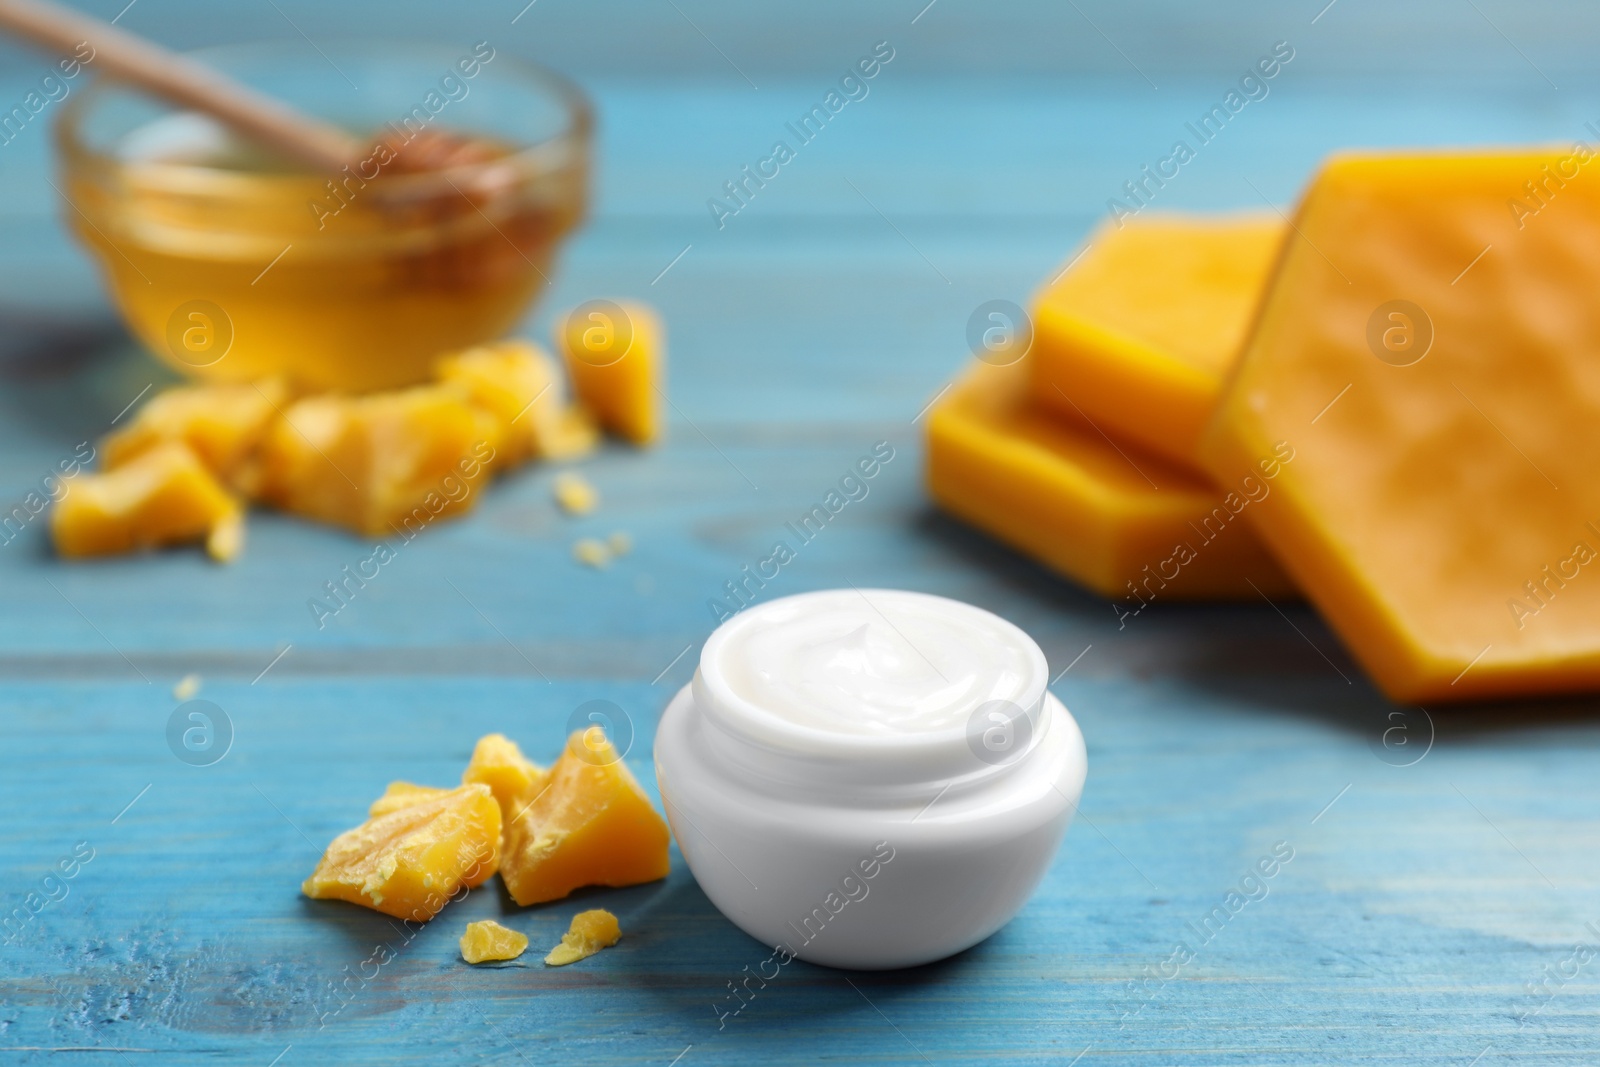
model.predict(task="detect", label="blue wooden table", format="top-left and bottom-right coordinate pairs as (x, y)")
top-left (3, 2), bottom-right (1600, 1063)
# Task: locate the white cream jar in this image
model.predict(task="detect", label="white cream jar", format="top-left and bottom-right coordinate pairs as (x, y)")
top-left (655, 588), bottom-right (1086, 969)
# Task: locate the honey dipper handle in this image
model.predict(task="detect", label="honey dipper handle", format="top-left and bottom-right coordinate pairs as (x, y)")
top-left (0, 0), bottom-right (360, 173)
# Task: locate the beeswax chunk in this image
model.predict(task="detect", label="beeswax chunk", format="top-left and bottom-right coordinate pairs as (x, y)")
top-left (461, 919), bottom-right (529, 964)
top-left (302, 783), bottom-right (501, 920)
top-left (499, 727), bottom-right (670, 906)
top-left (572, 538), bottom-right (611, 568)
top-left (927, 360), bottom-right (1295, 601)
top-left (553, 472), bottom-right (598, 515)
top-left (1029, 214), bottom-right (1283, 471)
top-left (1202, 149), bottom-right (1600, 703)
top-left (461, 733), bottom-right (547, 816)
top-left (257, 386), bottom-right (500, 536)
top-left (559, 300), bottom-right (664, 445)
top-left (51, 443), bottom-right (243, 562)
top-left (102, 378), bottom-right (288, 493)
top-left (435, 340), bottom-right (595, 464)
top-left (537, 406), bottom-right (601, 460)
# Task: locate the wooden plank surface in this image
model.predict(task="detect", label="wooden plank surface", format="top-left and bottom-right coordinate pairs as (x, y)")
top-left (2, 15), bottom-right (1600, 1063)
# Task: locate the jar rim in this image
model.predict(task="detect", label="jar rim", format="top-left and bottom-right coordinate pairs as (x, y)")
top-left (55, 39), bottom-right (593, 198)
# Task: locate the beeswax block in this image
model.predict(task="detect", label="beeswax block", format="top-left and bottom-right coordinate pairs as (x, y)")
top-left (1201, 149), bottom-right (1600, 702)
top-left (1030, 214), bottom-right (1283, 470)
top-left (927, 360), bottom-right (1295, 602)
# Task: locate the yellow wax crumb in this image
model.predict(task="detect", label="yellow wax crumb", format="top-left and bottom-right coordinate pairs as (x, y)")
top-left (172, 674), bottom-right (202, 701)
top-left (460, 919), bottom-right (529, 964)
top-left (206, 511), bottom-right (245, 562)
top-left (606, 531), bottom-right (631, 557)
top-left (573, 538), bottom-right (611, 568)
top-left (553, 471), bottom-right (598, 515)
top-left (544, 909), bottom-right (621, 966)
top-left (536, 406), bottom-right (601, 461)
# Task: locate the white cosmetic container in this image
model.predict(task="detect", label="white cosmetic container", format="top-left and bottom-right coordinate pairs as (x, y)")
top-left (655, 588), bottom-right (1087, 969)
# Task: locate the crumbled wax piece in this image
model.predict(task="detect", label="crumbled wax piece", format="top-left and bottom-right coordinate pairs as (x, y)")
top-left (302, 783), bottom-right (501, 920)
top-left (256, 386), bottom-right (501, 536)
top-left (435, 339), bottom-right (596, 465)
top-left (462, 733), bottom-right (547, 814)
top-left (55, 330), bottom-right (635, 556)
top-left (461, 919), bottom-right (529, 964)
top-left (499, 727), bottom-right (670, 906)
top-left (102, 378), bottom-right (288, 493)
top-left (544, 909), bottom-right (621, 966)
top-left (207, 513), bottom-right (245, 562)
top-left (573, 538), bottom-right (611, 568)
top-left (537, 406), bottom-right (601, 460)
top-left (173, 674), bottom-right (202, 701)
top-left (51, 443), bottom-right (245, 563)
top-left (557, 300), bottom-right (665, 445)
top-left (53, 329), bottom-right (638, 558)
top-left (553, 471), bottom-right (598, 515)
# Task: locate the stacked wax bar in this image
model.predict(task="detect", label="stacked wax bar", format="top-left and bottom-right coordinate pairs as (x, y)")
top-left (929, 148), bottom-right (1600, 703)
top-left (928, 213), bottom-right (1296, 609)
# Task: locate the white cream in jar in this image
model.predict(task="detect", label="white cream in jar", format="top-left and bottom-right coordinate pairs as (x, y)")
top-left (655, 588), bottom-right (1087, 970)
top-left (717, 592), bottom-right (1037, 736)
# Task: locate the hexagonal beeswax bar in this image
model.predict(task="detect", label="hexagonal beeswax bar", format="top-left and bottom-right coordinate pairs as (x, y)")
top-left (1201, 149), bottom-right (1600, 702)
top-left (1029, 214), bottom-right (1284, 471)
top-left (927, 360), bottom-right (1295, 602)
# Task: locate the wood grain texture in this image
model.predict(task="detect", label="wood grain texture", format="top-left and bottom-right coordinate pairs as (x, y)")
top-left (1, 44), bottom-right (1600, 1067)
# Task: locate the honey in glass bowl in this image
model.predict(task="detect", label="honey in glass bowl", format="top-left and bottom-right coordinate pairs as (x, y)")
top-left (55, 42), bottom-right (591, 393)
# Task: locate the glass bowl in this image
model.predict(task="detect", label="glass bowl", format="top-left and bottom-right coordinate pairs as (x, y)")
top-left (56, 41), bottom-right (591, 392)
